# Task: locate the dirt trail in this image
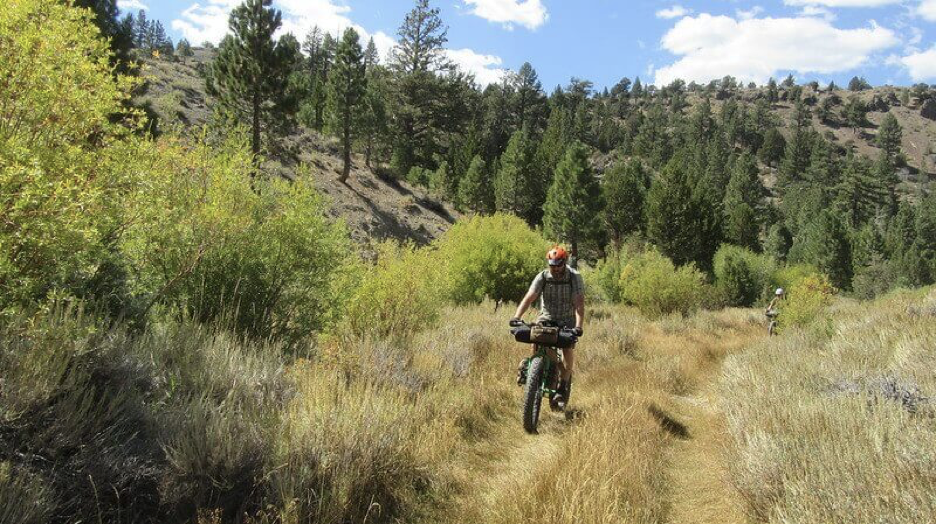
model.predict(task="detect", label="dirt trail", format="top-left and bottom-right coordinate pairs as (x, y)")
top-left (435, 314), bottom-right (763, 524)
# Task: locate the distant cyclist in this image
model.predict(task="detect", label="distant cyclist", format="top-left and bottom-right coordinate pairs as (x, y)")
top-left (510, 246), bottom-right (585, 407)
top-left (765, 287), bottom-right (784, 335)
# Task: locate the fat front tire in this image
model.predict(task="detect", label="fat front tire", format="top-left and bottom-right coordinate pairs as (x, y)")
top-left (522, 356), bottom-right (546, 433)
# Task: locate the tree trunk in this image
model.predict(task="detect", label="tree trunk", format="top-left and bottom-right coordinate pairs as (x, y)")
top-left (252, 89), bottom-right (261, 157)
top-left (340, 120), bottom-right (351, 184)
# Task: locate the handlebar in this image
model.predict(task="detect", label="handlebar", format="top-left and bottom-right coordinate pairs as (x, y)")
top-left (509, 319), bottom-right (581, 337)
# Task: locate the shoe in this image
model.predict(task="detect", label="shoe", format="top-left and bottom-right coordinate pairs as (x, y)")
top-left (516, 358), bottom-right (528, 385)
top-left (554, 378), bottom-right (572, 409)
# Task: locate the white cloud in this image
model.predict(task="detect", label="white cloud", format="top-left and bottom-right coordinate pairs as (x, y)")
top-left (920, 0), bottom-right (936, 21)
top-left (656, 5), bottom-right (692, 19)
top-left (783, 0), bottom-right (900, 6)
top-left (655, 14), bottom-right (898, 86)
top-left (117, 0), bottom-right (148, 11)
top-left (463, 0), bottom-right (547, 30)
top-left (901, 46), bottom-right (936, 80)
top-left (799, 5), bottom-right (836, 19)
top-left (736, 6), bottom-right (764, 19)
top-left (172, 0), bottom-right (240, 45)
top-left (446, 48), bottom-right (508, 86)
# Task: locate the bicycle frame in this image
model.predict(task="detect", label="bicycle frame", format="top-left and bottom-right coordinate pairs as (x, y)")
top-left (525, 344), bottom-right (564, 397)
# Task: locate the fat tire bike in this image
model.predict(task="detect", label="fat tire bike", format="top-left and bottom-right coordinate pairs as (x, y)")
top-left (510, 320), bottom-right (578, 434)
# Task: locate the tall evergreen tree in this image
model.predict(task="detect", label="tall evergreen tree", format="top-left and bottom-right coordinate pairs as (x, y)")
top-left (511, 62), bottom-right (546, 133)
top-left (457, 155), bottom-right (494, 214)
top-left (74, 0), bottom-right (133, 64)
top-left (359, 64), bottom-right (389, 168)
top-left (836, 154), bottom-right (887, 228)
top-left (543, 142), bottom-right (604, 258)
top-left (723, 152), bottom-right (765, 250)
top-left (843, 96), bottom-right (867, 135)
top-left (758, 127), bottom-right (785, 167)
top-left (363, 37), bottom-right (379, 70)
top-left (791, 209), bottom-right (853, 290)
top-left (326, 28), bottom-right (367, 183)
top-left (778, 100), bottom-right (813, 186)
top-left (647, 156), bottom-right (717, 268)
top-left (494, 129), bottom-right (539, 223)
top-left (388, 0), bottom-right (452, 175)
top-left (208, 0), bottom-right (296, 156)
top-left (602, 159), bottom-right (648, 246)
top-left (876, 113), bottom-right (902, 163)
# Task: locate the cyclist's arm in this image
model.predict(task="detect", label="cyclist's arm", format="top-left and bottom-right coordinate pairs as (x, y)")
top-left (573, 293), bottom-right (584, 330)
top-left (514, 289), bottom-right (540, 320)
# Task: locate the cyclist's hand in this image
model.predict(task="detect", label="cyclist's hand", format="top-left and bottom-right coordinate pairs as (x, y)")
top-left (572, 327), bottom-right (583, 337)
top-left (509, 317), bottom-right (523, 327)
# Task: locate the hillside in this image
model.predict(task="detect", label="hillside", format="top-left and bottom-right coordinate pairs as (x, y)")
top-left (138, 48), bottom-right (936, 213)
top-left (134, 48), bottom-right (460, 248)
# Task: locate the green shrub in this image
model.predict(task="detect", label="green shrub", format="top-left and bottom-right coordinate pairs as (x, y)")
top-left (770, 263), bottom-right (819, 295)
top-left (714, 245), bottom-right (777, 307)
top-left (618, 249), bottom-right (708, 317)
top-left (119, 137), bottom-right (360, 343)
top-left (434, 214), bottom-right (548, 305)
top-left (344, 242), bottom-right (442, 338)
top-left (779, 273), bottom-right (835, 330)
top-left (0, 0), bottom-right (139, 313)
top-left (406, 166), bottom-right (431, 187)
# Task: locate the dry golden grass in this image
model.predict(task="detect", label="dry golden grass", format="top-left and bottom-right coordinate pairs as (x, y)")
top-left (722, 288), bottom-right (936, 523)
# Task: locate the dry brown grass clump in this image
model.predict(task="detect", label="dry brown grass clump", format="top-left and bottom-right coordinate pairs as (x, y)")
top-left (722, 287), bottom-right (936, 523)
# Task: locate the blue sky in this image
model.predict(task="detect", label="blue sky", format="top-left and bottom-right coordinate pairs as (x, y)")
top-left (118, 0), bottom-right (936, 89)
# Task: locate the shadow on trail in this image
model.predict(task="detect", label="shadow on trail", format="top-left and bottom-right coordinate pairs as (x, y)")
top-left (648, 403), bottom-right (691, 440)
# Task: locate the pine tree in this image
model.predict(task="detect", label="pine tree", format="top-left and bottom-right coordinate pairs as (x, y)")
top-left (134, 9), bottom-right (148, 48)
top-left (494, 129), bottom-right (538, 223)
top-left (778, 100), bottom-right (813, 186)
top-left (632, 77), bottom-right (643, 98)
top-left (363, 37), bottom-right (379, 70)
top-left (326, 27), bottom-right (367, 183)
top-left (647, 156), bottom-right (716, 268)
top-left (602, 159), bottom-right (648, 246)
top-left (74, 0), bottom-right (133, 64)
top-left (359, 65), bottom-right (389, 168)
top-left (766, 77), bottom-right (779, 103)
top-left (791, 209), bottom-right (853, 290)
top-left (723, 152), bottom-right (765, 250)
top-left (843, 96), bottom-right (867, 135)
top-left (758, 127), bottom-right (785, 167)
top-left (457, 155), bottom-right (494, 214)
top-left (764, 223), bottom-right (792, 260)
top-left (543, 142), bottom-right (604, 258)
top-left (208, 0), bottom-right (296, 156)
top-left (835, 153), bottom-right (887, 228)
top-left (176, 38), bottom-right (194, 64)
top-left (388, 0), bottom-right (451, 175)
top-left (876, 113), bottom-right (902, 163)
top-left (511, 62), bottom-right (546, 133)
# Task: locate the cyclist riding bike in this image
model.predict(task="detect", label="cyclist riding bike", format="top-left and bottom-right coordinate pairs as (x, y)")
top-left (510, 246), bottom-right (585, 408)
top-left (765, 287), bottom-right (784, 335)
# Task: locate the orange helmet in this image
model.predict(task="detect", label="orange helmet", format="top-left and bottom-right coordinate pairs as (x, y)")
top-left (547, 246), bottom-right (568, 266)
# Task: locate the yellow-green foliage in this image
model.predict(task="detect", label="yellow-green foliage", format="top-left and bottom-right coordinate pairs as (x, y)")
top-left (344, 242), bottom-right (442, 338)
top-left (769, 263), bottom-right (818, 295)
top-left (435, 214), bottom-right (548, 305)
top-left (722, 288), bottom-right (936, 523)
top-left (122, 141), bottom-right (360, 342)
top-left (779, 273), bottom-right (835, 330)
top-left (618, 249), bottom-right (707, 317)
top-left (0, 0), bottom-right (138, 312)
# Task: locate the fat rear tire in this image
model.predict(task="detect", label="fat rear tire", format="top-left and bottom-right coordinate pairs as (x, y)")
top-left (522, 356), bottom-right (546, 433)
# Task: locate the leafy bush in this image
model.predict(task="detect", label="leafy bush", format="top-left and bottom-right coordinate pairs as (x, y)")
top-left (119, 137), bottom-right (361, 344)
top-left (713, 245), bottom-right (777, 307)
top-left (344, 242), bottom-right (442, 338)
top-left (618, 249), bottom-right (708, 317)
top-left (434, 214), bottom-right (548, 305)
top-left (0, 0), bottom-right (138, 314)
top-left (779, 273), bottom-right (835, 330)
top-left (769, 263), bottom-right (819, 295)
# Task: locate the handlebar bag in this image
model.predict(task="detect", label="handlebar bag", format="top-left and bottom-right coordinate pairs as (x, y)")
top-left (530, 325), bottom-right (559, 345)
top-left (511, 325), bottom-right (576, 348)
